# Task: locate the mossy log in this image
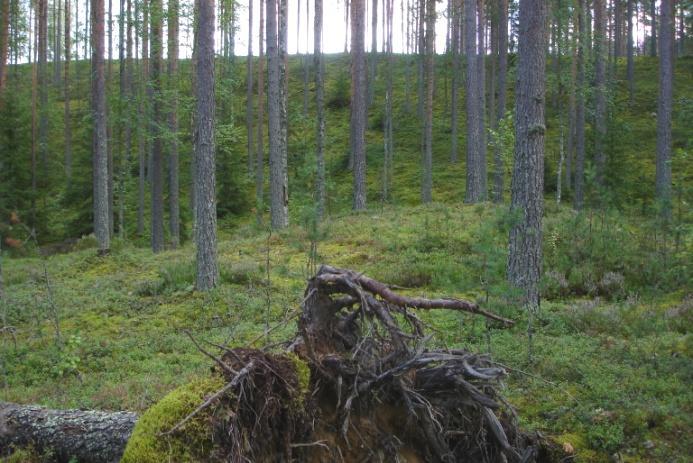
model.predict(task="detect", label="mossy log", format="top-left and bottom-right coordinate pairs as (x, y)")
top-left (0, 401), bottom-right (137, 462)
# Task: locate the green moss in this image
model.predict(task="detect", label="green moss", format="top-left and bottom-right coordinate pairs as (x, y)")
top-left (121, 375), bottom-right (226, 463)
top-left (285, 352), bottom-right (311, 408)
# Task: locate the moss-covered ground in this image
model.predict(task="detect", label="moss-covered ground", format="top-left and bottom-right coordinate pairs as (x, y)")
top-left (1, 56), bottom-right (691, 462)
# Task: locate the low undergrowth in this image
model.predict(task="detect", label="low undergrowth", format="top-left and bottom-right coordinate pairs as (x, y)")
top-left (1, 202), bottom-right (691, 462)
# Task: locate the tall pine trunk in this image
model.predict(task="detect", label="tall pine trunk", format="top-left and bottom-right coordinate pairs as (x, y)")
top-left (168, 0), bottom-right (180, 248)
top-left (92, 0), bottom-right (110, 255)
top-left (656, 0), bottom-right (673, 219)
top-left (315, 0), bottom-right (326, 219)
top-left (38, 0), bottom-right (48, 175)
top-left (450, 0), bottom-right (461, 163)
top-left (137, 1), bottom-right (149, 236)
top-left (351, 0), bottom-right (367, 210)
top-left (124, 0), bottom-right (134, 237)
top-left (246, 0), bottom-right (254, 175)
top-left (194, 0), bottom-right (219, 290)
top-left (464, 0), bottom-right (486, 202)
top-left (256, 0), bottom-right (265, 225)
top-left (368, 0), bottom-right (378, 106)
top-left (507, 0), bottom-right (547, 312)
top-left (493, 0), bottom-right (508, 202)
top-left (574, 0), bottom-right (586, 210)
top-left (0, 0), bottom-right (9, 96)
top-left (649, 0), bottom-right (657, 57)
top-left (382, 0), bottom-right (393, 201)
top-left (626, 0), bottom-right (634, 103)
top-left (267, 0), bottom-right (289, 228)
top-left (421, 0), bottom-right (434, 203)
top-left (476, 0), bottom-right (486, 194)
top-left (150, 0), bottom-right (164, 252)
top-left (63, 0), bottom-right (72, 181)
top-left (593, 0), bottom-right (607, 188)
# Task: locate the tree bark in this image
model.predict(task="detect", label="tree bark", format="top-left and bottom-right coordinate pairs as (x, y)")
top-left (507, 0), bottom-right (547, 310)
top-left (368, 0), bottom-right (378, 106)
top-left (351, 0), bottom-right (367, 210)
top-left (465, 0), bottom-right (486, 202)
top-left (649, 0), bottom-right (657, 57)
top-left (614, 0), bottom-right (623, 58)
top-left (626, 0), bottom-right (634, 103)
top-left (38, 0), bottom-right (48, 175)
top-left (117, 0), bottom-right (125, 238)
top-left (194, 0), bottom-right (219, 291)
top-left (493, 0), bottom-right (508, 202)
top-left (168, 0), bottom-right (180, 248)
top-left (247, 0), bottom-right (254, 176)
top-left (150, 0), bottom-right (164, 252)
top-left (656, 0), bottom-right (673, 219)
top-left (574, 0), bottom-right (586, 210)
top-left (137, 0), bottom-right (149, 236)
top-left (315, 0), bottom-right (326, 219)
top-left (123, 0), bottom-right (134, 239)
top-left (421, 0), bottom-right (434, 203)
top-left (92, 0), bottom-right (110, 255)
top-left (267, 0), bottom-right (289, 228)
top-left (107, 0), bottom-right (114, 238)
top-left (450, 0), bottom-right (461, 164)
top-left (382, 0), bottom-right (393, 202)
top-left (63, 0), bottom-right (72, 181)
top-left (477, 0), bottom-right (487, 192)
top-left (0, 402), bottom-right (136, 463)
top-left (593, 0), bottom-right (607, 188)
top-left (256, 0), bottom-right (265, 225)
top-left (302, 0), bottom-right (310, 117)
top-left (566, 15), bottom-right (577, 192)
top-left (0, 0), bottom-right (9, 96)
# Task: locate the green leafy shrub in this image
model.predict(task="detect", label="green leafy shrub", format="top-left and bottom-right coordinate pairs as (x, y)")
top-left (586, 421), bottom-right (625, 454)
top-left (327, 70), bottom-right (350, 110)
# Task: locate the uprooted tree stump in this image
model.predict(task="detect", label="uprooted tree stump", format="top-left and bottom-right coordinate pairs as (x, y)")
top-left (2, 266), bottom-right (564, 462)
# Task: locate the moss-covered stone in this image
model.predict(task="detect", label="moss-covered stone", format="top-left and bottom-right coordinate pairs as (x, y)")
top-left (121, 375), bottom-right (225, 463)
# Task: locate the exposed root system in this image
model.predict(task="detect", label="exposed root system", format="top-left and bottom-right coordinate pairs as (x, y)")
top-left (169, 266), bottom-right (561, 462)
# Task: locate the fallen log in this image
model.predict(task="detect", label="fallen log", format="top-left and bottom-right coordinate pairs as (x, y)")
top-left (0, 402), bottom-right (137, 463)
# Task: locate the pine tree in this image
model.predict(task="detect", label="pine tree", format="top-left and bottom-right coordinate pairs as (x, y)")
top-left (450, 0), bottom-right (461, 164)
top-left (656, 0), bottom-right (674, 219)
top-left (626, 0), bottom-right (634, 102)
top-left (421, 0), bottom-right (434, 203)
top-left (150, 0), bottom-right (164, 252)
top-left (64, 0), bottom-right (72, 181)
top-left (0, 0), bottom-right (10, 96)
top-left (465, 0), bottom-right (487, 202)
top-left (194, 0), bottom-right (219, 290)
top-left (593, 0), bottom-right (607, 188)
top-left (574, 0), bottom-right (586, 210)
top-left (246, 0), bottom-right (254, 175)
top-left (494, 0), bottom-right (509, 201)
top-left (314, 0), bottom-right (326, 219)
top-left (256, 0), bottom-right (265, 225)
top-left (351, 0), bottom-right (367, 210)
top-left (507, 0), bottom-right (548, 310)
top-left (92, 0), bottom-right (110, 256)
top-left (267, 0), bottom-right (289, 228)
top-left (168, 0), bottom-right (180, 248)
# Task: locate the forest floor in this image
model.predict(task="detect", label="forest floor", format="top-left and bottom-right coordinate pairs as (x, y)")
top-left (1, 56), bottom-right (692, 462)
top-left (2, 202), bottom-right (691, 462)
